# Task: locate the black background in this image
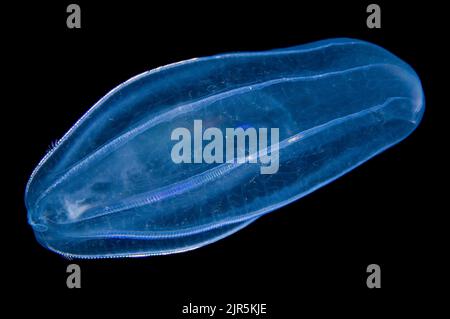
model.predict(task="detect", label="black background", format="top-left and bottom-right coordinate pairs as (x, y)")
top-left (6, 1), bottom-right (446, 316)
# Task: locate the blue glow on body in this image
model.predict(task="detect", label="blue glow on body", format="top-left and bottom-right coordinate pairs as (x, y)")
top-left (25, 38), bottom-right (425, 258)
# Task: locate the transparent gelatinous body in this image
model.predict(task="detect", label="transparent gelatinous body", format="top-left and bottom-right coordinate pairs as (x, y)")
top-left (25, 38), bottom-right (425, 258)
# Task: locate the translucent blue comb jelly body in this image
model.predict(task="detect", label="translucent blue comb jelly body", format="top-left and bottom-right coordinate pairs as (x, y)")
top-left (25, 38), bottom-right (424, 258)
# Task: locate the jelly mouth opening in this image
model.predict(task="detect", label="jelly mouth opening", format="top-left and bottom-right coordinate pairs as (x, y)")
top-left (27, 214), bottom-right (49, 232)
top-left (31, 223), bottom-right (48, 232)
